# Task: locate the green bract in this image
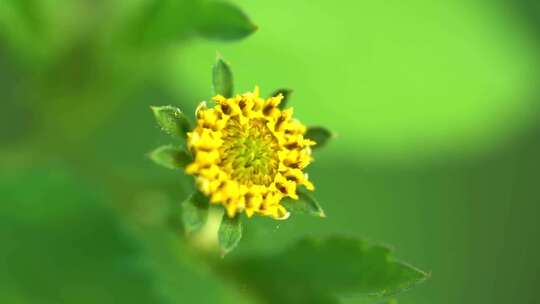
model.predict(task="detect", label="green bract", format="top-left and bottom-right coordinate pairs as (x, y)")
top-left (151, 106), bottom-right (191, 139)
top-left (149, 145), bottom-right (192, 169)
top-left (281, 190), bottom-right (326, 218)
top-left (213, 54), bottom-right (234, 97)
top-left (218, 213), bottom-right (243, 256)
top-left (306, 126), bottom-right (334, 150)
top-left (181, 191), bottom-right (210, 234)
top-left (269, 88), bottom-right (293, 109)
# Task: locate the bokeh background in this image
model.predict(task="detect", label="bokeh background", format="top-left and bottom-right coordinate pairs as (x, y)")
top-left (2, 0), bottom-right (540, 303)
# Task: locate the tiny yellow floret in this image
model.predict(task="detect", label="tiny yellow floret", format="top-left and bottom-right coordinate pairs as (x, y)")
top-left (186, 87), bottom-right (315, 219)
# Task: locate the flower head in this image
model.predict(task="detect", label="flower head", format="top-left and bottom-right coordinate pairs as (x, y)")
top-left (186, 87), bottom-right (315, 219)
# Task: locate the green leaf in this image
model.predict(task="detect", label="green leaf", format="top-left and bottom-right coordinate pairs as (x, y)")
top-left (281, 190), bottom-right (326, 218)
top-left (269, 88), bottom-right (293, 109)
top-left (219, 237), bottom-right (429, 303)
top-left (218, 214), bottom-right (243, 256)
top-left (305, 126), bottom-right (334, 149)
top-left (0, 166), bottom-right (250, 304)
top-left (149, 145), bottom-right (192, 170)
top-left (213, 54), bottom-right (234, 98)
top-left (181, 192), bottom-right (210, 234)
top-left (343, 297), bottom-right (398, 304)
top-left (0, 165), bottom-right (163, 304)
top-left (8, 0), bottom-right (43, 34)
top-left (130, 222), bottom-right (250, 304)
top-left (151, 105), bottom-right (191, 138)
top-left (197, 1), bottom-right (257, 41)
top-left (123, 0), bottom-right (199, 46)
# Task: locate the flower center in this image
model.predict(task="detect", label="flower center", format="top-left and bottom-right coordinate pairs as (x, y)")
top-left (220, 118), bottom-right (279, 186)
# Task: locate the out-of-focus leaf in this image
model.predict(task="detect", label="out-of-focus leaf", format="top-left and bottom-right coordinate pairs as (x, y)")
top-left (0, 165), bottom-right (246, 304)
top-left (149, 145), bottom-right (192, 169)
top-left (131, 228), bottom-right (250, 304)
top-left (124, 0), bottom-right (199, 46)
top-left (197, 1), bottom-right (257, 41)
top-left (306, 126), bottom-right (334, 149)
top-left (213, 54), bottom-right (234, 98)
top-left (342, 297), bottom-right (397, 304)
top-left (151, 105), bottom-right (192, 138)
top-left (269, 88), bottom-right (293, 109)
top-left (281, 190), bottom-right (326, 218)
top-left (219, 237), bottom-right (428, 304)
top-left (7, 0), bottom-right (43, 34)
top-left (218, 214), bottom-right (243, 256)
top-left (124, 0), bottom-right (255, 45)
top-left (181, 192), bottom-right (209, 234)
top-left (0, 166), bottom-right (162, 304)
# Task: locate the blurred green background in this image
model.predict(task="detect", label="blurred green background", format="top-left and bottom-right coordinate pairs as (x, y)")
top-left (2, 0), bottom-right (540, 303)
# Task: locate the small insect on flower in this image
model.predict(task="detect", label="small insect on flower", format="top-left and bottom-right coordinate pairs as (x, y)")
top-left (186, 87), bottom-right (315, 220)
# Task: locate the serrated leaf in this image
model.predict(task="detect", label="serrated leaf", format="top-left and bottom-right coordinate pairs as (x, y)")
top-left (269, 88), bottom-right (293, 109)
top-left (218, 214), bottom-right (242, 255)
top-left (306, 126), bottom-right (333, 149)
top-left (181, 192), bottom-right (209, 234)
top-left (220, 237), bottom-right (428, 303)
top-left (213, 55), bottom-right (234, 98)
top-left (197, 1), bottom-right (257, 41)
top-left (281, 190), bottom-right (325, 218)
top-left (151, 105), bottom-right (191, 138)
top-left (149, 145), bottom-right (192, 169)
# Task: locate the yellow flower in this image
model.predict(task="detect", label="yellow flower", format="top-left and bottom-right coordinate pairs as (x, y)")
top-left (186, 87), bottom-right (315, 220)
